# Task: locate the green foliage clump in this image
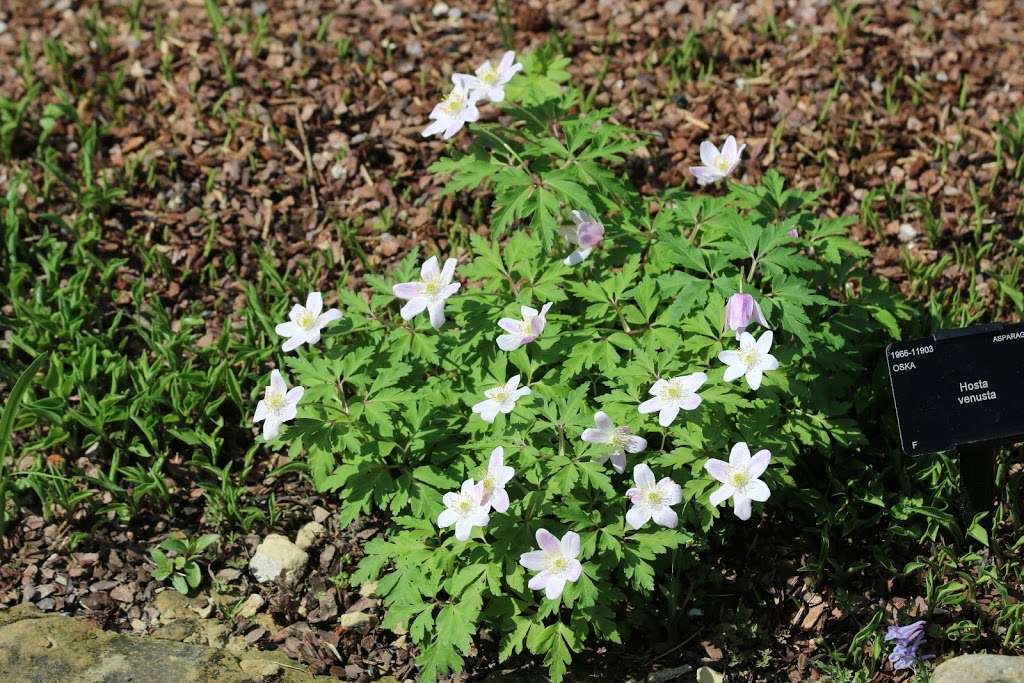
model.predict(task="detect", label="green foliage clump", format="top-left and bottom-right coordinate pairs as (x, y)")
top-left (267, 56), bottom-right (913, 680)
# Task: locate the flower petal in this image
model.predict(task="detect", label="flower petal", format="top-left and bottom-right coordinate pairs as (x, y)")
top-left (682, 372), bottom-right (708, 392)
top-left (495, 335), bottom-right (520, 352)
top-left (747, 449), bottom-right (771, 479)
top-left (393, 282), bottom-right (424, 300)
top-left (253, 400), bottom-right (268, 423)
top-left (594, 411), bottom-right (614, 431)
top-left (285, 386), bottom-right (304, 406)
top-left (658, 404), bottom-right (680, 427)
top-left (519, 550), bottom-right (547, 571)
top-left (305, 292), bottom-right (323, 318)
top-left (536, 528), bottom-right (560, 553)
top-left (623, 435), bottom-right (647, 454)
top-left (489, 488), bottom-right (510, 513)
top-left (747, 479), bottom-right (771, 502)
top-left (262, 417), bottom-right (281, 440)
top-left (437, 509), bottom-right (458, 528)
top-left (709, 484), bottom-right (734, 506)
top-left (652, 506), bottom-right (678, 528)
top-left (544, 574), bottom-right (567, 600)
top-left (633, 463), bottom-right (655, 487)
top-left (704, 459), bottom-right (731, 483)
top-left (626, 505), bottom-right (651, 529)
top-left (564, 248), bottom-right (588, 266)
top-left (699, 140), bottom-right (719, 167)
top-left (723, 364), bottom-right (745, 382)
top-left (733, 495), bottom-right (752, 521)
top-left (472, 399), bottom-right (499, 423)
top-left (560, 531), bottom-right (580, 559)
top-left (454, 519), bottom-right (473, 541)
top-left (722, 135), bottom-right (738, 161)
top-left (318, 308), bottom-right (342, 327)
top-left (420, 256), bottom-right (439, 281)
top-left (427, 300), bottom-right (446, 329)
top-left (275, 321), bottom-right (301, 338)
top-left (400, 297), bottom-right (427, 321)
top-left (528, 570), bottom-right (550, 591)
top-left (281, 335), bottom-right (304, 352)
top-left (638, 397), bottom-right (662, 415)
top-left (269, 370), bottom-right (286, 394)
top-left (729, 442), bottom-right (751, 467)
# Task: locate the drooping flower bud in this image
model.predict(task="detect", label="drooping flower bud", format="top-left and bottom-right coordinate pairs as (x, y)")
top-left (724, 292), bottom-right (769, 338)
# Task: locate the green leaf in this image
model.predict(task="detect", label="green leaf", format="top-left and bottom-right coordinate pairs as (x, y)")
top-left (171, 574), bottom-right (189, 595)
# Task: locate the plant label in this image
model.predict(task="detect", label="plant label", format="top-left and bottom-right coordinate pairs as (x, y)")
top-left (887, 322), bottom-right (1024, 455)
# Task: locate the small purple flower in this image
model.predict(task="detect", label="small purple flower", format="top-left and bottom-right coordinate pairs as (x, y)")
top-left (560, 211), bottom-right (604, 265)
top-left (787, 228), bottom-right (799, 238)
top-left (884, 620), bottom-right (930, 670)
top-left (723, 292), bottom-right (769, 339)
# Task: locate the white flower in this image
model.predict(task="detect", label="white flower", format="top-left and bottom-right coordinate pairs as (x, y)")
top-left (638, 372), bottom-right (707, 427)
top-left (559, 210), bottom-right (604, 266)
top-left (252, 370), bottom-right (304, 440)
top-left (472, 375), bottom-right (531, 423)
top-left (625, 463), bottom-right (682, 529)
top-left (688, 135), bottom-right (745, 186)
top-left (496, 302), bottom-right (552, 351)
top-left (581, 411), bottom-right (647, 474)
top-left (718, 330), bottom-right (779, 391)
top-left (437, 479), bottom-right (490, 541)
top-left (704, 442), bottom-right (771, 521)
top-left (274, 291), bottom-right (341, 352)
top-left (392, 255), bottom-right (461, 329)
top-left (461, 50), bottom-right (523, 103)
top-left (422, 74), bottom-right (481, 139)
top-left (480, 446), bottom-right (515, 513)
top-left (518, 529), bottom-right (583, 600)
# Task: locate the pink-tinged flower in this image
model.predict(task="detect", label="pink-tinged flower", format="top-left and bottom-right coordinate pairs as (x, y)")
top-left (718, 330), bottom-right (779, 391)
top-left (581, 411), bottom-right (647, 473)
top-left (252, 370), bottom-right (304, 440)
top-left (560, 210), bottom-right (604, 265)
top-left (518, 529), bottom-right (583, 600)
top-left (497, 302), bottom-right (552, 351)
top-left (480, 447), bottom-right (515, 513)
top-left (688, 135), bottom-right (745, 186)
top-left (787, 228), bottom-right (799, 238)
top-left (422, 75), bottom-right (481, 139)
top-left (437, 479), bottom-right (490, 541)
top-left (274, 291), bottom-right (341, 352)
top-left (472, 375), bottom-right (531, 423)
top-left (625, 463), bottom-right (682, 529)
top-left (704, 442), bottom-right (771, 521)
top-left (461, 50), bottom-right (523, 103)
top-left (392, 255), bottom-right (461, 329)
top-left (638, 372), bottom-right (707, 427)
top-left (724, 292), bottom-right (769, 339)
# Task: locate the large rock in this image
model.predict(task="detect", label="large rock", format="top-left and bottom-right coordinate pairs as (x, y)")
top-left (933, 654), bottom-right (1024, 683)
top-left (0, 604), bottom-right (330, 682)
top-left (250, 534), bottom-right (309, 585)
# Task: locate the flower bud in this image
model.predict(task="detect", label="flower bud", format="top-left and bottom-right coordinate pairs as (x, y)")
top-left (576, 220), bottom-right (604, 248)
top-left (724, 293), bottom-right (769, 337)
